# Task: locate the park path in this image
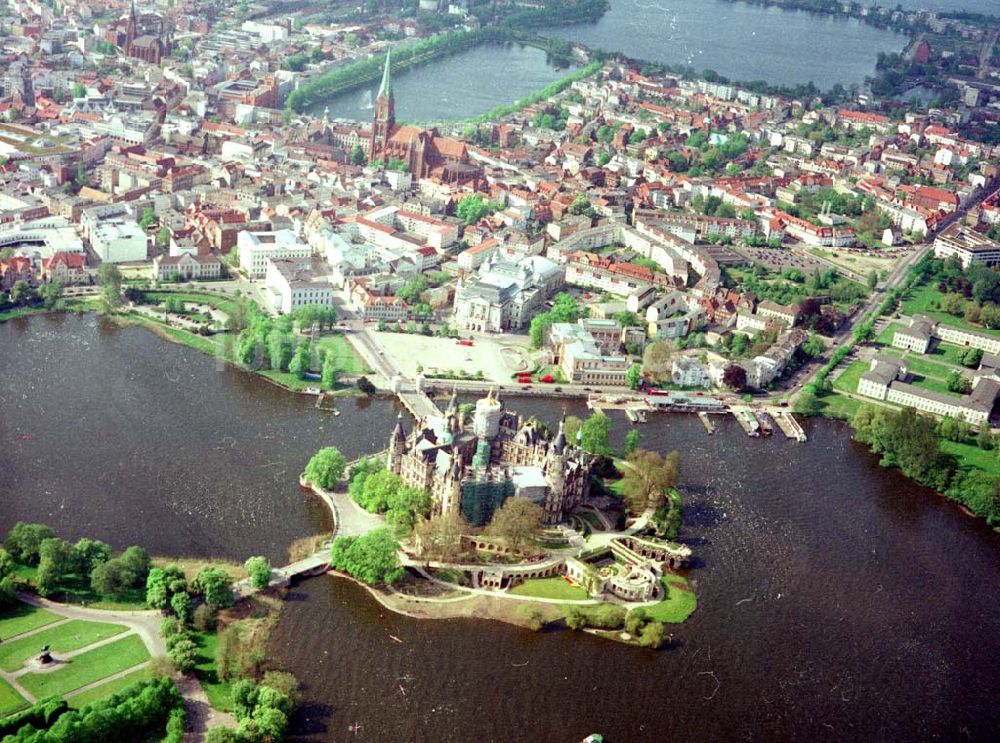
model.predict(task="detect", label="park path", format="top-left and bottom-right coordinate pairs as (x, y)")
top-left (14, 594), bottom-right (232, 741)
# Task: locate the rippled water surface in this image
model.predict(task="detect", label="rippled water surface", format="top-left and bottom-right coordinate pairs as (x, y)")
top-left (3, 316), bottom-right (1000, 741)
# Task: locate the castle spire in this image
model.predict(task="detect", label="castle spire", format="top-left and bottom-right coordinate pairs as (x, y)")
top-left (377, 46), bottom-right (393, 102)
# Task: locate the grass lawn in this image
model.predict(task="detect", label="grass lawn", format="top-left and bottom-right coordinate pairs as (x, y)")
top-left (315, 334), bottom-right (370, 374)
top-left (66, 666), bottom-right (152, 709)
top-left (930, 341), bottom-right (977, 366)
top-left (0, 677), bottom-right (29, 717)
top-left (17, 634), bottom-right (149, 698)
top-left (10, 569), bottom-right (147, 611)
top-left (0, 603), bottom-right (61, 640)
top-left (645, 576), bottom-right (698, 623)
top-left (151, 557), bottom-right (246, 583)
top-left (895, 353), bottom-right (959, 379)
top-left (143, 290), bottom-right (243, 317)
top-left (909, 374), bottom-right (960, 397)
top-left (832, 359), bottom-right (869, 394)
top-left (509, 577), bottom-right (589, 601)
top-left (0, 620), bottom-right (128, 672)
top-left (901, 281), bottom-right (1000, 337)
top-left (816, 392), bottom-right (863, 420)
top-left (191, 630), bottom-right (231, 712)
top-left (875, 322), bottom-right (904, 346)
top-left (942, 440), bottom-right (997, 474)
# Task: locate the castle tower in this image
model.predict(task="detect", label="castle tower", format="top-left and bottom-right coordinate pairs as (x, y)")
top-left (370, 47), bottom-right (395, 164)
top-left (388, 411), bottom-right (406, 473)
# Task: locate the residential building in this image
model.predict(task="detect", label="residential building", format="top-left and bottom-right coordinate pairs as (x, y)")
top-left (237, 229), bottom-right (312, 278)
top-left (265, 257), bottom-right (334, 315)
top-left (933, 224), bottom-right (1000, 268)
top-left (153, 252), bottom-right (222, 282)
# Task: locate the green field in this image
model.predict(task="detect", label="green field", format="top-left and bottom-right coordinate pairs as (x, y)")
top-left (142, 291), bottom-right (244, 318)
top-left (832, 359), bottom-right (869, 394)
top-left (645, 576), bottom-right (698, 623)
top-left (930, 341), bottom-right (978, 366)
top-left (0, 620), bottom-right (128, 672)
top-left (509, 577), bottom-right (590, 601)
top-left (816, 392), bottom-right (863, 420)
top-left (883, 350), bottom-right (959, 379)
top-left (942, 440), bottom-right (998, 474)
top-left (191, 630), bottom-right (231, 712)
top-left (0, 677), bottom-right (28, 717)
top-left (17, 634), bottom-right (149, 698)
top-left (875, 322), bottom-right (904, 345)
top-left (315, 334), bottom-right (371, 375)
top-left (0, 604), bottom-right (61, 640)
top-left (66, 666), bottom-right (153, 709)
top-left (908, 374), bottom-right (960, 397)
top-left (901, 281), bottom-right (1000, 337)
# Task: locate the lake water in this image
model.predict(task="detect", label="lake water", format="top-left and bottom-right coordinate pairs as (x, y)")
top-left (4, 316), bottom-right (1000, 741)
top-left (543, 0), bottom-right (908, 90)
top-left (311, 43), bottom-right (576, 124)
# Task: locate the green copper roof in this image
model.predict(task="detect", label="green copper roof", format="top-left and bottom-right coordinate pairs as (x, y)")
top-left (377, 47), bottom-right (393, 100)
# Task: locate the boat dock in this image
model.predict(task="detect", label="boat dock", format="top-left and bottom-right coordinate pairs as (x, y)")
top-left (772, 411), bottom-right (807, 442)
top-left (754, 411), bottom-right (774, 436)
top-left (731, 407), bottom-right (761, 437)
top-left (698, 411), bottom-right (715, 434)
top-left (315, 393), bottom-right (340, 414)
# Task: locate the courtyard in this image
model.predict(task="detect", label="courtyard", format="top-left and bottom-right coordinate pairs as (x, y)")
top-left (372, 330), bottom-right (534, 382)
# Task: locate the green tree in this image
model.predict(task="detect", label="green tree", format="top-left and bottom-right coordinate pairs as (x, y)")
top-left (484, 497), bottom-right (543, 551)
top-left (167, 634), bottom-right (198, 673)
top-left (412, 510), bottom-right (468, 561)
top-left (36, 538), bottom-right (75, 596)
top-left (192, 567), bottom-right (234, 610)
top-left (305, 446), bottom-right (347, 489)
top-left (72, 82), bottom-right (86, 98)
top-left (580, 413), bottom-right (612, 455)
top-left (139, 207), bottom-right (156, 230)
top-left (146, 565), bottom-right (186, 610)
top-left (329, 529), bottom-right (403, 585)
top-left (947, 370), bottom-right (971, 394)
top-left (4, 522), bottom-right (55, 564)
top-left (350, 143), bottom-right (366, 166)
top-left (529, 312), bottom-right (551, 348)
top-left (38, 281), bottom-right (63, 309)
top-left (98, 263), bottom-right (123, 311)
top-left (624, 428), bottom-right (641, 455)
top-left (866, 269), bottom-right (878, 292)
top-left (321, 351), bottom-right (337, 389)
top-left (619, 449), bottom-right (681, 511)
top-left (642, 341), bottom-right (673, 382)
top-left (170, 591), bottom-right (192, 624)
top-left (456, 194), bottom-right (499, 224)
top-left (626, 363), bottom-right (643, 390)
top-left (72, 538), bottom-right (112, 575)
top-left (639, 620), bottom-right (667, 648)
top-left (244, 556), bottom-right (272, 590)
top-left (794, 389), bottom-right (823, 416)
top-left (288, 340), bottom-right (312, 378)
top-left (156, 226), bottom-right (171, 248)
top-left (396, 274), bottom-right (428, 303)
top-left (10, 280), bottom-right (33, 306)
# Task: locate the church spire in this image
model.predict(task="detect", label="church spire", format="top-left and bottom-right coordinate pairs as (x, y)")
top-left (377, 47), bottom-right (393, 102)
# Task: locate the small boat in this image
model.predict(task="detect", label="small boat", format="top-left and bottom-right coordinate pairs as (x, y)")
top-left (626, 408), bottom-right (639, 423)
top-left (302, 386), bottom-right (322, 395)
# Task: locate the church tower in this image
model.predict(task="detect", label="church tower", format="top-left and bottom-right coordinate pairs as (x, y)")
top-left (370, 48), bottom-right (395, 165)
top-left (124, 0), bottom-right (137, 55)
